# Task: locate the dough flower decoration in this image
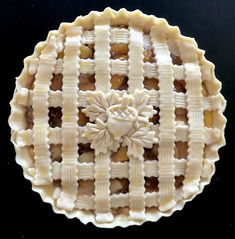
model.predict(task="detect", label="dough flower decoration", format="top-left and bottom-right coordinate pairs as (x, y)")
top-left (82, 90), bottom-right (158, 159)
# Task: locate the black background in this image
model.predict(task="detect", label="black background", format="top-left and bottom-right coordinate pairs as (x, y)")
top-left (1, 0), bottom-right (235, 237)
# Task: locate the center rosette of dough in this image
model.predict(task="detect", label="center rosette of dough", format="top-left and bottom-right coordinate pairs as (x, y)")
top-left (106, 104), bottom-right (138, 140)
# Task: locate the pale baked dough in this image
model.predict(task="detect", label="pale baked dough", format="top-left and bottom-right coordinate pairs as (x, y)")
top-left (9, 8), bottom-right (226, 227)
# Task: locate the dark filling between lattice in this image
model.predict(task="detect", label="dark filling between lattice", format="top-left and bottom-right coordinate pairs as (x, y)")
top-left (79, 74), bottom-right (96, 91)
top-left (111, 75), bottom-right (128, 90)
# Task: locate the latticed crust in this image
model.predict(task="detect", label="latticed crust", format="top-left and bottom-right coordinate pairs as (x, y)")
top-left (9, 8), bottom-right (226, 228)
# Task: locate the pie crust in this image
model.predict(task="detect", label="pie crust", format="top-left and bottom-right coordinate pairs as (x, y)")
top-left (9, 8), bottom-right (226, 227)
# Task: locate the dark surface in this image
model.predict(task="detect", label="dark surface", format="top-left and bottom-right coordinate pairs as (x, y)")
top-left (1, 0), bottom-right (235, 237)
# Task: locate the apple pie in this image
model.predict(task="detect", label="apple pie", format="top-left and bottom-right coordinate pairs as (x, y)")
top-left (9, 8), bottom-right (226, 227)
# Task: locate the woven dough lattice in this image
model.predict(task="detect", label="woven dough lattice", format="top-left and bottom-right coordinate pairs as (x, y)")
top-left (9, 8), bottom-right (226, 228)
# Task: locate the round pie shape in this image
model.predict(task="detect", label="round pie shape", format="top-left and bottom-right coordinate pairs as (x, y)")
top-left (9, 8), bottom-right (226, 228)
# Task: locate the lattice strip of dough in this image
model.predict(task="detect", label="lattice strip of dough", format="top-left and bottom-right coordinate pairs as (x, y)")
top-left (50, 160), bottom-right (187, 182)
top-left (110, 28), bottom-right (129, 44)
top-left (178, 41), bottom-right (205, 198)
top-left (151, 26), bottom-right (176, 212)
top-left (31, 58), bottom-right (185, 80)
top-left (73, 192), bottom-right (160, 210)
top-left (46, 58), bottom-right (185, 80)
top-left (129, 156), bottom-right (146, 220)
top-left (32, 35), bottom-right (57, 185)
top-left (93, 23), bottom-right (113, 222)
top-left (19, 88), bottom-right (224, 111)
top-left (72, 189), bottom-right (191, 211)
top-left (94, 25), bottom-right (111, 92)
top-left (16, 124), bottom-right (221, 148)
top-left (82, 28), bottom-right (129, 44)
top-left (94, 153), bottom-right (113, 222)
top-left (128, 27), bottom-right (144, 92)
top-left (127, 26), bottom-right (146, 220)
top-left (56, 26), bottom-right (81, 210)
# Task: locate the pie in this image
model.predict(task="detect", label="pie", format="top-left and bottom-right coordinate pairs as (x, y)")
top-left (9, 8), bottom-right (226, 227)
